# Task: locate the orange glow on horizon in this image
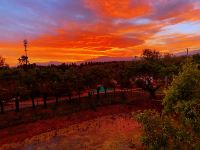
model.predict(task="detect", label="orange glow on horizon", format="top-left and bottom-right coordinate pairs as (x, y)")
top-left (0, 0), bottom-right (200, 66)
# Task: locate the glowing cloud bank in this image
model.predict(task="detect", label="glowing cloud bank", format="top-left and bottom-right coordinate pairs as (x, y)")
top-left (0, 0), bottom-right (200, 65)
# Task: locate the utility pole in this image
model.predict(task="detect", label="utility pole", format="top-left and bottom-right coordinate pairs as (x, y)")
top-left (186, 48), bottom-right (189, 63)
top-left (24, 39), bottom-right (28, 65)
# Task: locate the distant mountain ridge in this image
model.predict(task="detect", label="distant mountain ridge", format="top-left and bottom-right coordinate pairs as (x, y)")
top-left (35, 50), bottom-right (200, 66)
top-left (35, 56), bottom-right (137, 66)
top-left (36, 61), bottom-right (64, 66)
top-left (174, 49), bottom-right (200, 56)
top-left (83, 56), bottom-right (136, 62)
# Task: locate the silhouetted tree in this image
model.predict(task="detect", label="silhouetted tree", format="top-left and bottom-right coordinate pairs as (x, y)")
top-left (0, 56), bottom-right (8, 68)
top-left (18, 55), bottom-right (29, 65)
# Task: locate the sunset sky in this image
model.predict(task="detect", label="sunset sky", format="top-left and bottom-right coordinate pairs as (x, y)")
top-left (1, 0), bottom-right (200, 65)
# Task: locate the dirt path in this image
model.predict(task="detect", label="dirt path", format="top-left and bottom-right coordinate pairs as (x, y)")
top-left (3, 88), bottom-right (141, 112)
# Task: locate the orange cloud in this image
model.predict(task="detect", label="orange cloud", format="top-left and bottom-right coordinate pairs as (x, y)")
top-left (31, 21), bottom-right (144, 50)
top-left (1, 0), bottom-right (200, 66)
top-left (84, 0), bottom-right (151, 19)
top-left (152, 0), bottom-right (200, 24)
top-left (140, 33), bottom-right (200, 53)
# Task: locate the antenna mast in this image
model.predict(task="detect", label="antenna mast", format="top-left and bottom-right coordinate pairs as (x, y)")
top-left (24, 39), bottom-right (28, 65)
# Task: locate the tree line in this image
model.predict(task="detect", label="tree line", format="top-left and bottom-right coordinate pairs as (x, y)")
top-left (0, 49), bottom-right (199, 113)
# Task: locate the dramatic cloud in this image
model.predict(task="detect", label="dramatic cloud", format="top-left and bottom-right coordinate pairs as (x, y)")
top-left (84, 0), bottom-right (151, 19)
top-left (0, 0), bottom-right (200, 65)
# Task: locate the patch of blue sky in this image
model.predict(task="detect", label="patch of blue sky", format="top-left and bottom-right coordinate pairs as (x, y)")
top-left (128, 18), bottom-right (152, 25)
top-left (156, 21), bottom-right (200, 36)
top-left (0, 1), bottom-right (35, 19)
top-left (113, 18), bottom-right (152, 25)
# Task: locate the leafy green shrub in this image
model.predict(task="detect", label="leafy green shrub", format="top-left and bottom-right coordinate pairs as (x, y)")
top-left (136, 110), bottom-right (199, 150)
top-left (136, 63), bottom-right (200, 150)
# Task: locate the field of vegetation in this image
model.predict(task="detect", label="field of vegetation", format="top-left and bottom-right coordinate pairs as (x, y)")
top-left (0, 50), bottom-right (199, 149)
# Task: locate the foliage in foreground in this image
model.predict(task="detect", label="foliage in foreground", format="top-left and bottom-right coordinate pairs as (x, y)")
top-left (136, 63), bottom-right (200, 150)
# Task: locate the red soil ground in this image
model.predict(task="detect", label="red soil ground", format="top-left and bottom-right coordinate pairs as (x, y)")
top-left (0, 100), bottom-right (162, 147)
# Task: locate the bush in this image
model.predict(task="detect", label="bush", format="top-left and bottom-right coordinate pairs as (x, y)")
top-left (135, 63), bottom-right (200, 150)
top-left (136, 110), bottom-right (199, 150)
